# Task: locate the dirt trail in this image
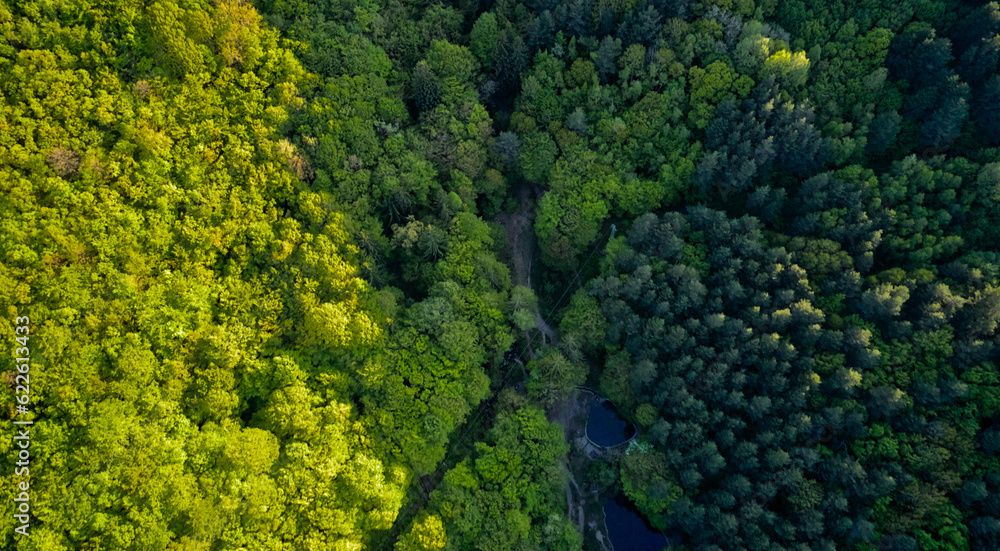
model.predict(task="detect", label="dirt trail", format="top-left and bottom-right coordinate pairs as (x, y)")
top-left (496, 186), bottom-right (535, 290)
top-left (498, 186), bottom-right (612, 549)
top-left (534, 310), bottom-right (557, 346)
top-left (497, 186), bottom-right (559, 348)
top-left (550, 389), bottom-right (622, 550)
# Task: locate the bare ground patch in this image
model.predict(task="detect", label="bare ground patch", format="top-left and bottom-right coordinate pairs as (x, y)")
top-left (498, 187), bottom-right (617, 549)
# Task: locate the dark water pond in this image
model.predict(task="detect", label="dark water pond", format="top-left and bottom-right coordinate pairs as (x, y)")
top-left (604, 494), bottom-right (672, 551)
top-left (586, 399), bottom-right (636, 447)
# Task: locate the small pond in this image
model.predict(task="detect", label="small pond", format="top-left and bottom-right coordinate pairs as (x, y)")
top-left (604, 494), bottom-right (672, 551)
top-left (586, 399), bottom-right (636, 447)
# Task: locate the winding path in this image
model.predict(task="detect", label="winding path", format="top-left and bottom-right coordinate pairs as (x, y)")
top-left (498, 186), bottom-right (616, 549)
top-left (497, 185), bottom-right (558, 348)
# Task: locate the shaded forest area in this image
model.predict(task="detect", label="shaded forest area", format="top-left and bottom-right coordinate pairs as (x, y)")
top-left (1, 0), bottom-right (1000, 549)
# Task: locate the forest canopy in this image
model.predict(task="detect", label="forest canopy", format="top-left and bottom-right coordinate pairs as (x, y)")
top-left (1, 0), bottom-right (1000, 549)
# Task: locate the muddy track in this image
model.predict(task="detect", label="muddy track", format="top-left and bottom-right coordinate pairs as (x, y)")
top-left (497, 185), bottom-right (559, 348)
top-left (498, 186), bottom-right (612, 549)
top-left (496, 186), bottom-right (535, 290)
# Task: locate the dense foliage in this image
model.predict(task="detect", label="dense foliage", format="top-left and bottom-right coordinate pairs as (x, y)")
top-left (2, 0), bottom-right (1000, 549)
top-left (0, 0), bottom-right (519, 547)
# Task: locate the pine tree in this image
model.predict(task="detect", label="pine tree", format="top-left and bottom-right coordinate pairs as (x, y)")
top-left (617, 4), bottom-right (662, 46)
top-left (527, 11), bottom-right (557, 53)
top-left (494, 131), bottom-right (522, 168)
top-left (562, 0), bottom-right (592, 37)
top-left (469, 12), bottom-right (500, 68)
top-left (492, 29), bottom-right (528, 104)
top-left (866, 111), bottom-right (902, 154)
top-left (565, 107), bottom-right (588, 134)
top-left (920, 80), bottom-right (970, 147)
top-left (413, 61), bottom-right (443, 112)
top-left (594, 36), bottom-right (623, 82)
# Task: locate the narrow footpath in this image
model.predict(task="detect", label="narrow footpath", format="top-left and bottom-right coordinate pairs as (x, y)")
top-left (497, 188), bottom-right (618, 551)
